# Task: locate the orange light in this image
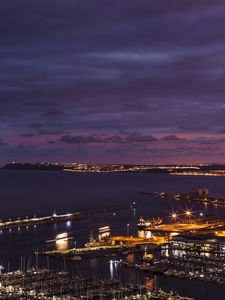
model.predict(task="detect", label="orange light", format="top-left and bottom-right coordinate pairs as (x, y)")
top-left (185, 210), bottom-right (192, 216)
top-left (169, 210), bottom-right (179, 221)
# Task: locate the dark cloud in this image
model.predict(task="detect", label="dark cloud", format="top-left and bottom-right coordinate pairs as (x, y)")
top-left (125, 133), bottom-right (158, 143)
top-left (21, 133), bottom-right (36, 138)
top-left (59, 134), bottom-right (104, 144)
top-left (37, 129), bottom-right (69, 135)
top-left (28, 124), bottom-right (44, 129)
top-left (58, 132), bottom-right (158, 145)
top-left (43, 109), bottom-right (63, 117)
top-left (0, 138), bottom-right (7, 146)
top-left (161, 135), bottom-right (185, 141)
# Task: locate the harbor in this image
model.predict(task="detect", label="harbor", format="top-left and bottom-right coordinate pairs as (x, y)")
top-left (1, 172), bottom-right (225, 299)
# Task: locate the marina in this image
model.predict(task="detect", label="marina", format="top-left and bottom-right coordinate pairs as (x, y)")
top-left (119, 290), bottom-right (194, 300)
top-left (0, 268), bottom-right (147, 299)
top-left (0, 266), bottom-right (195, 300)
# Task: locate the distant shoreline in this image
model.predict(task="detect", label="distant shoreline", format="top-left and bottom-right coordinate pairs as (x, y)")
top-left (2, 162), bottom-right (225, 176)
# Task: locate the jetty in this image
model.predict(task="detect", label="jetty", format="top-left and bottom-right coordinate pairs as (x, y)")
top-left (0, 204), bottom-right (132, 231)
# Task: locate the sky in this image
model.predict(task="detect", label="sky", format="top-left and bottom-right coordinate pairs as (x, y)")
top-left (0, 0), bottom-right (225, 165)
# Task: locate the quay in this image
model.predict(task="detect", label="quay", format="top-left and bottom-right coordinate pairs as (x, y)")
top-left (40, 235), bottom-right (168, 260)
top-left (0, 211), bottom-right (86, 231)
top-left (137, 216), bottom-right (225, 237)
top-left (40, 244), bottom-right (140, 260)
top-left (0, 204), bottom-right (132, 231)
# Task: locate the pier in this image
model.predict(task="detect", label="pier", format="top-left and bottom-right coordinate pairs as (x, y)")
top-left (0, 204), bottom-right (132, 231)
top-left (0, 211), bottom-right (86, 231)
top-left (40, 235), bottom-right (167, 261)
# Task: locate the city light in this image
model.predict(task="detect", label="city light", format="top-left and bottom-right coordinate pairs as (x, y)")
top-left (182, 207), bottom-right (194, 218)
top-left (169, 210), bottom-right (179, 221)
top-left (172, 213), bottom-right (177, 219)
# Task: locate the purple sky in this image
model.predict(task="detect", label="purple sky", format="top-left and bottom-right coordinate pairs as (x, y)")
top-left (1, 0), bottom-right (225, 165)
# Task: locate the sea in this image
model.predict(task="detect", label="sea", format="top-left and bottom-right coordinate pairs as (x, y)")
top-left (0, 170), bottom-right (225, 299)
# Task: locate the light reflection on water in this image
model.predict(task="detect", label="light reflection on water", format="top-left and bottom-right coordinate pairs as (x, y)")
top-left (55, 232), bottom-right (69, 251)
top-left (109, 260), bottom-right (118, 279)
top-left (145, 276), bottom-right (155, 292)
top-left (126, 253), bottom-right (135, 264)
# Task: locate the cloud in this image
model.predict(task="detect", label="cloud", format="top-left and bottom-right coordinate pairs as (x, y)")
top-left (125, 133), bottom-right (158, 143)
top-left (161, 135), bottom-right (185, 141)
top-left (58, 132), bottom-right (158, 145)
top-left (21, 133), bottom-right (36, 138)
top-left (59, 134), bottom-right (104, 144)
top-left (0, 138), bottom-right (7, 146)
top-left (1, 0), bottom-right (225, 163)
top-left (37, 129), bottom-right (69, 135)
top-left (43, 109), bottom-right (63, 117)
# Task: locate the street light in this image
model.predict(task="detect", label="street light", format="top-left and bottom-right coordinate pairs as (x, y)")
top-left (172, 213), bottom-right (177, 220)
top-left (169, 210), bottom-right (178, 222)
top-left (185, 210), bottom-right (191, 216)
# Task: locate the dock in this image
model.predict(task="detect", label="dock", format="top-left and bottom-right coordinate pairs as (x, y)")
top-left (39, 235), bottom-right (167, 260)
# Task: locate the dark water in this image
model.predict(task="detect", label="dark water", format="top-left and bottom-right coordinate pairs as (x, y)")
top-left (1, 170), bottom-right (225, 299)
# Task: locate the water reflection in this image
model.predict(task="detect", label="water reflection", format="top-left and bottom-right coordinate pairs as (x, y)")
top-left (66, 220), bottom-right (71, 227)
top-left (109, 260), bottom-right (118, 279)
top-left (145, 276), bottom-right (155, 292)
top-left (126, 253), bottom-right (135, 264)
top-left (55, 232), bottom-right (69, 251)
